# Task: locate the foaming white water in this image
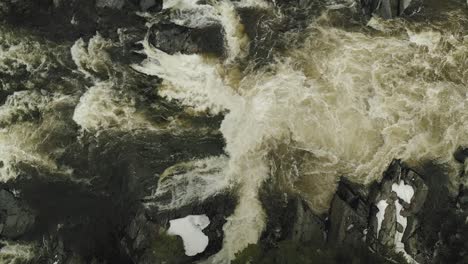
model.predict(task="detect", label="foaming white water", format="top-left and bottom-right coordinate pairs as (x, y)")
top-left (0, 91), bottom-right (74, 182)
top-left (162, 0), bottom-right (220, 28)
top-left (132, 41), bottom-right (242, 114)
top-left (0, 240), bottom-right (35, 264)
top-left (0, 28), bottom-right (50, 77)
top-left (408, 30), bottom-right (442, 50)
top-left (71, 34), bottom-right (114, 78)
top-left (135, 5), bottom-right (468, 263)
top-left (149, 156), bottom-right (230, 211)
top-left (215, 0), bottom-right (250, 61)
top-left (0, 125), bottom-right (60, 182)
top-left (73, 82), bottom-right (156, 132)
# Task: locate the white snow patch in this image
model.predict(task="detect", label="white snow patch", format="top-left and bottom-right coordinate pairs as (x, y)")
top-left (375, 199), bottom-right (388, 237)
top-left (392, 181), bottom-right (418, 264)
top-left (392, 180), bottom-right (414, 204)
top-left (168, 215), bottom-right (210, 256)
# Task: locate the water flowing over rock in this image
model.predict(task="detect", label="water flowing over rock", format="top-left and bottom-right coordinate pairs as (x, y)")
top-left (0, 0), bottom-right (467, 263)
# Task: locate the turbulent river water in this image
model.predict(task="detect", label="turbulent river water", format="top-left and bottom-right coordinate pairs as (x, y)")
top-left (0, 0), bottom-right (467, 263)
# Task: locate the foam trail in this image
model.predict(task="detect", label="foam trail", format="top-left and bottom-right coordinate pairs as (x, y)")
top-left (132, 40), bottom-right (242, 114)
top-left (0, 240), bottom-right (36, 264)
top-left (150, 156), bottom-right (230, 211)
top-left (73, 82), bottom-right (156, 132)
top-left (0, 91), bottom-right (74, 182)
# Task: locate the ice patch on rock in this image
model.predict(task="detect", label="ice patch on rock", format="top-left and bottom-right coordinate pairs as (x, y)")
top-left (168, 215), bottom-right (210, 256)
top-left (392, 181), bottom-right (418, 264)
top-left (375, 199), bottom-right (388, 237)
top-left (392, 180), bottom-right (414, 204)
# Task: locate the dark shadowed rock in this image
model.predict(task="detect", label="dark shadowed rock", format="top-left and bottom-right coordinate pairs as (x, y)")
top-left (259, 179), bottom-right (326, 248)
top-left (96, 0), bottom-right (126, 9)
top-left (0, 0), bottom-right (151, 42)
top-left (290, 198), bottom-right (326, 244)
top-left (453, 146), bottom-right (468, 163)
top-left (148, 23), bottom-right (225, 56)
top-left (0, 189), bottom-right (35, 239)
top-left (328, 179), bottom-right (369, 247)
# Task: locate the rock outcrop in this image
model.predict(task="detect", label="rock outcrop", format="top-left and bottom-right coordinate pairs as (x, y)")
top-left (148, 23), bottom-right (225, 56)
top-left (367, 160), bottom-right (429, 263)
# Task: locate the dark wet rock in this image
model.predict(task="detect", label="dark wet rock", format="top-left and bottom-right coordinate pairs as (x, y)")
top-left (96, 0), bottom-right (126, 9)
top-left (148, 23), bottom-right (225, 56)
top-left (139, 0), bottom-right (162, 11)
top-left (0, 0), bottom-right (151, 42)
top-left (328, 179), bottom-right (369, 247)
top-left (453, 146), bottom-right (468, 163)
top-left (360, 0), bottom-right (419, 18)
top-left (121, 209), bottom-right (162, 264)
top-left (290, 198), bottom-right (326, 244)
top-left (0, 189), bottom-right (35, 239)
top-left (259, 180), bottom-right (326, 248)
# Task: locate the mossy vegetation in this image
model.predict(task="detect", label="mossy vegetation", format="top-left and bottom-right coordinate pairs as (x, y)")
top-left (232, 240), bottom-right (409, 264)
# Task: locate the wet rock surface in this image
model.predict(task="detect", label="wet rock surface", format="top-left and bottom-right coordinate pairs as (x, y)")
top-left (148, 23), bottom-right (225, 56)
